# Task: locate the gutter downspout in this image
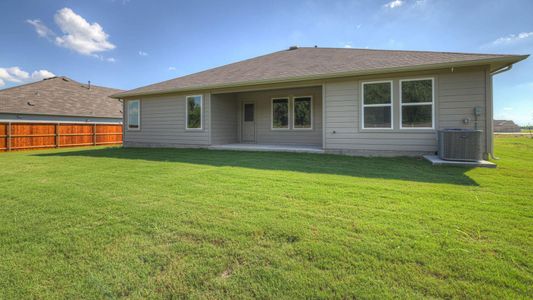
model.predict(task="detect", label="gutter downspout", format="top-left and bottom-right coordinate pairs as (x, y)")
top-left (121, 98), bottom-right (125, 148)
top-left (487, 64), bottom-right (513, 160)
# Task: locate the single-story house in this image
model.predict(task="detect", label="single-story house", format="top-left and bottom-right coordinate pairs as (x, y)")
top-left (493, 120), bottom-right (521, 132)
top-left (0, 76), bottom-right (123, 123)
top-left (112, 47), bottom-right (528, 158)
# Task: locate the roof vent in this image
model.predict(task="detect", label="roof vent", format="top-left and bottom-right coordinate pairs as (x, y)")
top-left (288, 45), bottom-right (299, 51)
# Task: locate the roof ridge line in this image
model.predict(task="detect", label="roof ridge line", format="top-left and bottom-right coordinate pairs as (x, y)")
top-left (295, 46), bottom-right (525, 57)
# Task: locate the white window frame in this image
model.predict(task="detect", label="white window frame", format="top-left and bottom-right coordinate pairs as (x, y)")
top-left (399, 78), bottom-right (435, 130)
top-left (292, 96), bottom-right (313, 130)
top-left (361, 80), bottom-right (393, 130)
top-left (126, 99), bottom-right (141, 131)
top-left (185, 95), bottom-right (203, 130)
top-left (271, 97), bottom-right (290, 130)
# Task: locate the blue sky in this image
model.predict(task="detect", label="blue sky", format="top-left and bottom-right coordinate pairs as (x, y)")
top-left (1, 0), bottom-right (532, 125)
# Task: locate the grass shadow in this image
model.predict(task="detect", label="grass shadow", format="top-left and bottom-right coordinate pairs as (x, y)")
top-left (34, 147), bottom-right (478, 186)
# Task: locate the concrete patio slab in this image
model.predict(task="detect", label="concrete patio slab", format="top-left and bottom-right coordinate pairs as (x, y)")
top-left (209, 144), bottom-right (325, 154)
top-left (423, 155), bottom-right (496, 168)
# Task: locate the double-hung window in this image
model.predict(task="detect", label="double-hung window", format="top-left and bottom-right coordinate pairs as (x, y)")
top-left (272, 97), bottom-right (289, 129)
top-left (186, 95), bottom-right (203, 129)
top-left (362, 81), bottom-right (393, 129)
top-left (400, 78), bottom-right (434, 129)
top-left (127, 100), bottom-right (140, 130)
top-left (293, 96), bottom-right (312, 129)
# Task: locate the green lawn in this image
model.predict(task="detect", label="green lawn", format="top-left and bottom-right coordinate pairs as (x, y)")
top-left (0, 137), bottom-right (531, 299)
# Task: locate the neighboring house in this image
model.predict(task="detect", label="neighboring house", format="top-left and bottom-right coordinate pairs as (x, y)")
top-left (0, 76), bottom-right (123, 123)
top-left (493, 120), bottom-right (521, 132)
top-left (112, 47), bottom-right (528, 159)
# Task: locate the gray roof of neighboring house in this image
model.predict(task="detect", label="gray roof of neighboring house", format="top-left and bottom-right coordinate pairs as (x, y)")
top-left (113, 47), bottom-right (528, 98)
top-left (0, 76), bottom-right (123, 118)
top-left (494, 120), bottom-right (519, 126)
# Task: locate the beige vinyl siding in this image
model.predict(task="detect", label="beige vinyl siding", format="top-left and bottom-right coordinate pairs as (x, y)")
top-left (211, 94), bottom-right (238, 145)
top-left (438, 70), bottom-right (487, 152)
top-left (121, 66), bottom-right (488, 155)
top-left (437, 71), bottom-right (486, 128)
top-left (124, 93), bottom-right (210, 147)
top-left (236, 86), bottom-right (322, 146)
top-left (324, 68), bottom-right (487, 154)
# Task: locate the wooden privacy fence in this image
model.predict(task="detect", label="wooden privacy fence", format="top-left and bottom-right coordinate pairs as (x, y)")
top-left (0, 122), bottom-right (122, 152)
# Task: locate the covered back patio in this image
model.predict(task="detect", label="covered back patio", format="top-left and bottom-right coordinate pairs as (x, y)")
top-left (209, 85), bottom-right (323, 152)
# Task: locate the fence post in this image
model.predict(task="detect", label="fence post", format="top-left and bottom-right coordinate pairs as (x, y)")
top-left (56, 123), bottom-right (60, 148)
top-left (7, 122), bottom-right (11, 151)
top-left (93, 123), bottom-right (97, 146)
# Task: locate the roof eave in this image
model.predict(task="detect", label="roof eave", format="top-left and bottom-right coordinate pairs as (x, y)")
top-left (111, 55), bottom-right (529, 99)
top-left (0, 111), bottom-right (123, 119)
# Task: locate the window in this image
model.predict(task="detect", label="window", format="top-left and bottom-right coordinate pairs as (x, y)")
top-left (244, 103), bottom-right (254, 122)
top-left (362, 81), bottom-right (392, 129)
top-left (186, 95), bottom-right (202, 129)
top-left (400, 78), bottom-right (434, 129)
top-left (127, 100), bottom-right (140, 130)
top-left (272, 98), bottom-right (289, 129)
top-left (293, 96), bottom-right (312, 129)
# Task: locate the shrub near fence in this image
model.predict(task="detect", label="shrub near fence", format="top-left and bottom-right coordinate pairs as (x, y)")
top-left (0, 122), bottom-right (122, 151)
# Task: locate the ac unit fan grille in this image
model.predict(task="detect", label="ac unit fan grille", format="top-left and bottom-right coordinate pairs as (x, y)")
top-left (438, 129), bottom-right (482, 161)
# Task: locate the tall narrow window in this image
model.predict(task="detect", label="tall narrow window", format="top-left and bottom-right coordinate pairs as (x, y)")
top-left (127, 100), bottom-right (140, 130)
top-left (362, 81), bottom-right (392, 129)
top-left (400, 79), bottom-right (434, 129)
top-left (272, 98), bottom-right (289, 129)
top-left (186, 95), bottom-right (202, 129)
top-left (244, 103), bottom-right (254, 122)
top-left (293, 96), bottom-right (312, 129)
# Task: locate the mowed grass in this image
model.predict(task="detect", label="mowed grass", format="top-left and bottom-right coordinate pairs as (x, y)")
top-left (0, 137), bottom-right (531, 299)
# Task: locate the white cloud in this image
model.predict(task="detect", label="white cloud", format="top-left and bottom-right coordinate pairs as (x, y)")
top-left (503, 107), bottom-right (513, 111)
top-left (7, 67), bottom-right (30, 81)
top-left (53, 8), bottom-right (116, 55)
top-left (491, 32), bottom-right (533, 46)
top-left (0, 66), bottom-right (54, 87)
top-left (26, 19), bottom-right (56, 39)
top-left (344, 44), bottom-right (352, 48)
top-left (139, 51), bottom-right (148, 56)
top-left (31, 70), bottom-right (56, 81)
top-left (384, 0), bottom-right (404, 9)
top-left (106, 57), bottom-right (116, 63)
top-left (0, 67), bottom-right (29, 83)
top-left (168, 66), bottom-right (176, 71)
top-left (27, 8), bottom-right (116, 59)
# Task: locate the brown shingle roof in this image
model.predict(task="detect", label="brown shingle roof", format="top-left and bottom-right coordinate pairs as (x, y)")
top-left (114, 47), bottom-right (528, 98)
top-left (0, 76), bottom-right (123, 118)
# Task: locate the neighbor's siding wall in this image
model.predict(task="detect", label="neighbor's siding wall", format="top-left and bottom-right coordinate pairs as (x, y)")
top-left (211, 93), bottom-right (238, 145)
top-left (123, 93), bottom-right (210, 147)
top-left (324, 68), bottom-right (488, 155)
top-left (236, 86), bottom-right (322, 146)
